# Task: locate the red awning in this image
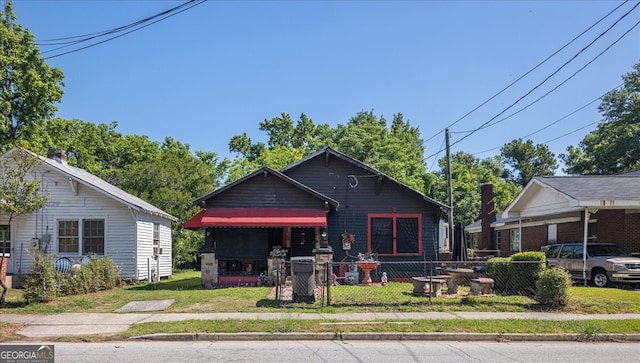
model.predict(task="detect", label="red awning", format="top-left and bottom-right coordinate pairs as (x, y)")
top-left (183, 208), bottom-right (327, 229)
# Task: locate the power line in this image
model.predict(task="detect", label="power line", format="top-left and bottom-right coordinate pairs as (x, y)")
top-left (471, 85), bottom-right (621, 156)
top-left (41, 0), bottom-right (207, 59)
top-left (422, 0), bottom-right (630, 144)
top-left (423, 7), bottom-right (640, 162)
top-left (450, 17), bottom-right (640, 147)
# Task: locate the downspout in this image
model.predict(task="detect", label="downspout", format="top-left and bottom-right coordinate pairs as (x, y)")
top-left (582, 208), bottom-right (589, 286)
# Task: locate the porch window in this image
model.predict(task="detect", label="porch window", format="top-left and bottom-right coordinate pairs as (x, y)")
top-left (83, 219), bottom-right (105, 255)
top-left (0, 224), bottom-right (10, 255)
top-left (369, 214), bottom-right (422, 256)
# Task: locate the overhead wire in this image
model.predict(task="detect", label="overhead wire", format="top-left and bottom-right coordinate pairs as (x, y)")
top-left (450, 16), bottom-right (640, 147)
top-left (421, 0), bottom-right (630, 144)
top-left (471, 85), bottom-right (621, 156)
top-left (422, 3), bottom-right (639, 162)
top-left (41, 0), bottom-right (207, 59)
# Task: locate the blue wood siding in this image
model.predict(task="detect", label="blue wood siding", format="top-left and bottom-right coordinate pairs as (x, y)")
top-left (284, 152), bottom-right (441, 262)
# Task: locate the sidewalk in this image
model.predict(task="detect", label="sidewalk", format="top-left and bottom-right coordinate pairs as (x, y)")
top-left (2, 311), bottom-right (640, 341)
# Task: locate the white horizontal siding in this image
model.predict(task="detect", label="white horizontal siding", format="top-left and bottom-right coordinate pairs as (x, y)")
top-left (136, 215), bottom-right (173, 280)
top-left (4, 162), bottom-right (173, 280)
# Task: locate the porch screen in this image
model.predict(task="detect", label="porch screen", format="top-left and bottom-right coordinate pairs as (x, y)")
top-left (216, 228), bottom-right (269, 259)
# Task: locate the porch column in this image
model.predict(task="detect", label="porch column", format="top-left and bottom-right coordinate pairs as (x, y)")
top-left (582, 208), bottom-right (589, 285)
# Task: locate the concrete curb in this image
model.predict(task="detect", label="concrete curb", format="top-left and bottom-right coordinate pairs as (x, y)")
top-left (131, 332), bottom-right (640, 342)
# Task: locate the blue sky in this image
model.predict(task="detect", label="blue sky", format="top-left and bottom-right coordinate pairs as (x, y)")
top-left (11, 1), bottom-right (640, 172)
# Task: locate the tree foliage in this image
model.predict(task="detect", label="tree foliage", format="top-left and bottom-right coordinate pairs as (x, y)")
top-left (432, 151), bottom-right (520, 225)
top-left (228, 110), bottom-right (430, 193)
top-left (561, 62), bottom-right (640, 175)
top-left (0, 149), bottom-right (49, 304)
top-left (0, 1), bottom-right (64, 150)
top-left (501, 138), bottom-right (557, 187)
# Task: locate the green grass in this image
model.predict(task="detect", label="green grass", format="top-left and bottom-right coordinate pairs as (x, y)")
top-left (2, 269), bottom-right (640, 340)
top-left (2, 270), bottom-right (639, 315)
top-left (118, 319), bottom-right (640, 339)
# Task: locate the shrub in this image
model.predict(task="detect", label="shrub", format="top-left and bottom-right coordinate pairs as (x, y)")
top-left (535, 267), bottom-right (572, 307)
top-left (486, 257), bottom-right (511, 293)
top-left (58, 256), bottom-right (122, 296)
top-left (23, 249), bottom-right (59, 304)
top-left (510, 251), bottom-right (546, 296)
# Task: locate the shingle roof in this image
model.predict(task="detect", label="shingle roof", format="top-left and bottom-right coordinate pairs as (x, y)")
top-left (29, 150), bottom-right (178, 221)
top-left (535, 175), bottom-right (640, 201)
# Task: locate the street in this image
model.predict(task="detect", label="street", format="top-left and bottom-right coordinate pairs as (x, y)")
top-left (18, 340), bottom-right (640, 363)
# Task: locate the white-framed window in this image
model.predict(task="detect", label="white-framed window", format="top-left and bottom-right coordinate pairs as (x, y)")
top-left (83, 219), bottom-right (105, 255)
top-left (58, 220), bottom-right (79, 253)
top-left (153, 223), bottom-right (160, 247)
top-left (548, 224), bottom-right (557, 244)
top-left (58, 219), bottom-right (105, 255)
top-left (509, 228), bottom-right (520, 252)
top-left (0, 224), bottom-right (10, 256)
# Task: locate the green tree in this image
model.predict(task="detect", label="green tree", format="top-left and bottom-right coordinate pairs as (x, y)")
top-left (561, 63), bottom-right (640, 175)
top-left (0, 1), bottom-right (64, 150)
top-left (114, 138), bottom-right (228, 269)
top-left (432, 151), bottom-right (520, 225)
top-left (0, 149), bottom-right (49, 304)
top-left (228, 110), bottom-right (431, 193)
top-left (501, 138), bottom-right (557, 187)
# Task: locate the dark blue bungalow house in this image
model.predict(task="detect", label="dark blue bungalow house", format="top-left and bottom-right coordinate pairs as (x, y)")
top-left (184, 146), bottom-right (448, 287)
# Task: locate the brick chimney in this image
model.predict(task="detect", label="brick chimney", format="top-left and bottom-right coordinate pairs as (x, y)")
top-left (480, 183), bottom-right (496, 250)
top-left (47, 149), bottom-right (67, 163)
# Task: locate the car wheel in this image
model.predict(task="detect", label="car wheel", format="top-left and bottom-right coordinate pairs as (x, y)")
top-left (592, 268), bottom-right (609, 287)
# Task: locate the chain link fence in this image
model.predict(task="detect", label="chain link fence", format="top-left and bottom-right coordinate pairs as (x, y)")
top-left (269, 259), bottom-right (549, 308)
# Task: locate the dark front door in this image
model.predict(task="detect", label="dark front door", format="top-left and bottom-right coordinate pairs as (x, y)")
top-left (290, 227), bottom-right (315, 257)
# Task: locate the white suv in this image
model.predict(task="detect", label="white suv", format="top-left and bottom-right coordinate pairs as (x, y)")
top-left (543, 243), bottom-right (640, 287)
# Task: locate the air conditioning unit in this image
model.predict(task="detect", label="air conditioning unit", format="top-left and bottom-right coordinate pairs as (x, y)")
top-left (153, 247), bottom-right (163, 257)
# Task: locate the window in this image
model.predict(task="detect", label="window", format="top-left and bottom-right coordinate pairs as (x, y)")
top-left (83, 219), bottom-right (104, 255)
top-left (0, 224), bottom-right (10, 255)
top-left (153, 223), bottom-right (160, 246)
top-left (559, 245), bottom-right (574, 259)
top-left (58, 219), bottom-right (105, 255)
top-left (495, 230), bottom-right (501, 250)
top-left (58, 220), bottom-right (79, 253)
top-left (548, 224), bottom-right (557, 243)
top-left (509, 229), bottom-right (520, 251)
top-left (369, 214), bottom-right (421, 255)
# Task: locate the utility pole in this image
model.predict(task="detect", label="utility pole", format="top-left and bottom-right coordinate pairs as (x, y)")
top-left (445, 129), bottom-right (454, 253)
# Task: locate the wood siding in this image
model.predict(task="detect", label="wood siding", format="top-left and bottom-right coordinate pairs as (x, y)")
top-left (3, 162), bottom-right (173, 280)
top-left (284, 153), bottom-right (441, 261)
top-left (207, 173), bottom-right (329, 210)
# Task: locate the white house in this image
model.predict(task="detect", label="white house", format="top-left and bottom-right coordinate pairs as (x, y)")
top-left (1, 148), bottom-right (177, 283)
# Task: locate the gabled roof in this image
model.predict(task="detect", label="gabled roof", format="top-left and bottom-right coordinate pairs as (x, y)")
top-left (503, 174), bottom-right (640, 219)
top-left (193, 165), bottom-right (339, 209)
top-left (281, 146), bottom-right (449, 210)
top-left (3, 148), bottom-right (177, 221)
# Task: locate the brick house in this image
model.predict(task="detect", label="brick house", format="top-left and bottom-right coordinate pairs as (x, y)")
top-left (466, 172), bottom-right (640, 256)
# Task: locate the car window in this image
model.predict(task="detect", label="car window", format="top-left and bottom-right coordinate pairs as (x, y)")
top-left (559, 245), bottom-right (574, 259)
top-left (587, 244), bottom-right (628, 257)
top-left (545, 245), bottom-right (561, 258)
top-left (573, 245), bottom-right (584, 259)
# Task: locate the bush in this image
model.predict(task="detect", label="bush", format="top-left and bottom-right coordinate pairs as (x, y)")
top-left (486, 257), bottom-right (511, 293)
top-left (510, 251), bottom-right (546, 296)
top-left (23, 249), bottom-right (59, 304)
top-left (59, 257), bottom-right (122, 296)
top-left (535, 267), bottom-right (572, 307)
top-left (486, 252), bottom-right (546, 296)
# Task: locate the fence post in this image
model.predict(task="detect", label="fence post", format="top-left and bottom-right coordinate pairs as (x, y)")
top-left (325, 261), bottom-right (330, 306)
top-left (275, 261), bottom-right (280, 308)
